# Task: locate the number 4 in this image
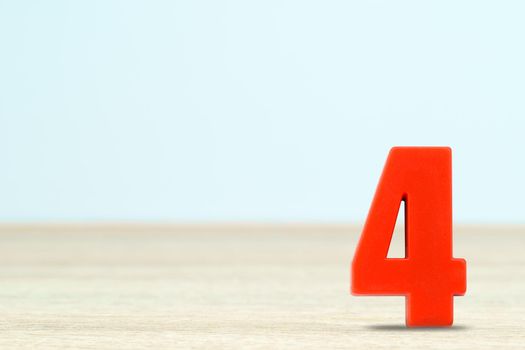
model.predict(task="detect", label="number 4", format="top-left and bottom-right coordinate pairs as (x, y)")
top-left (351, 147), bottom-right (466, 327)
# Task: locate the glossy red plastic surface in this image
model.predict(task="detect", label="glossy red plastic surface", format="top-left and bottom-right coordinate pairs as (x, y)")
top-left (351, 147), bottom-right (466, 327)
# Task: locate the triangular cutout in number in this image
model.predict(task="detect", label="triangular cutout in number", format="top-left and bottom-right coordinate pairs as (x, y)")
top-left (387, 200), bottom-right (406, 258)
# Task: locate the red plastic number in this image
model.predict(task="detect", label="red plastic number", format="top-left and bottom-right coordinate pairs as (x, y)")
top-left (351, 147), bottom-right (466, 327)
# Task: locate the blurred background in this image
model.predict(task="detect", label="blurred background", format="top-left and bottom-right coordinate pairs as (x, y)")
top-left (1, 0), bottom-right (524, 223)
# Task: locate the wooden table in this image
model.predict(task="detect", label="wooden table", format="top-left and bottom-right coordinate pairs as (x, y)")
top-left (0, 224), bottom-right (523, 349)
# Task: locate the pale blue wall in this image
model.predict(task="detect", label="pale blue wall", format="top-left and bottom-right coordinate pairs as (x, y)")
top-left (1, 1), bottom-right (524, 222)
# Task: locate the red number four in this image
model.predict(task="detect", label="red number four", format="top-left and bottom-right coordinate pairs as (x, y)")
top-left (352, 147), bottom-right (466, 326)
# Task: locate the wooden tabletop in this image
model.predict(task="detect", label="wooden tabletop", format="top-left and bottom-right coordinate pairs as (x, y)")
top-left (0, 224), bottom-right (523, 349)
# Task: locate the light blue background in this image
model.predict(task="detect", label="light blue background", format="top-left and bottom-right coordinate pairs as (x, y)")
top-left (1, 1), bottom-right (524, 223)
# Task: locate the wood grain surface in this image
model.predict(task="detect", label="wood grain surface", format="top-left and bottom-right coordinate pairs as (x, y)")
top-left (0, 224), bottom-right (523, 349)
